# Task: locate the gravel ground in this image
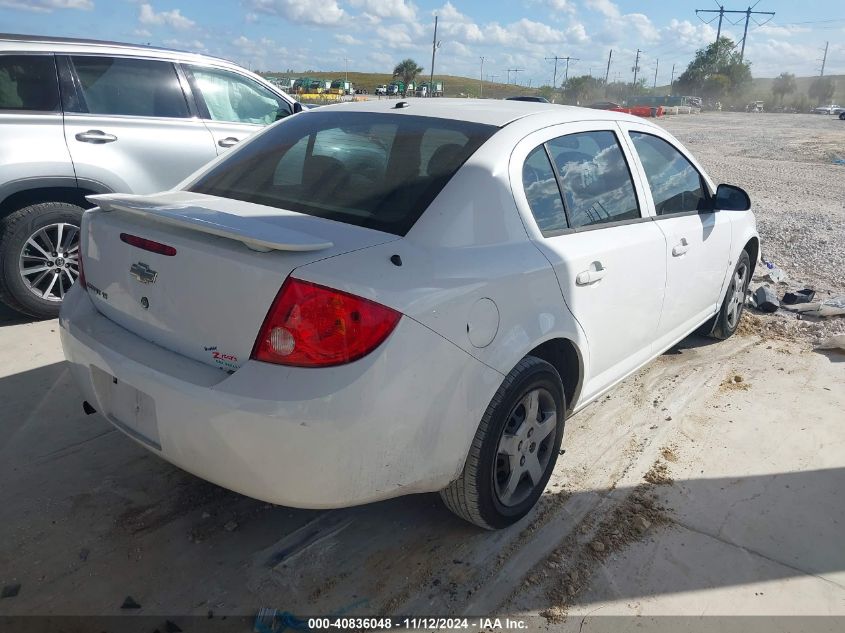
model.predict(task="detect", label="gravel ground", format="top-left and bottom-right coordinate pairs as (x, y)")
top-left (658, 112), bottom-right (845, 296)
top-left (658, 112), bottom-right (845, 346)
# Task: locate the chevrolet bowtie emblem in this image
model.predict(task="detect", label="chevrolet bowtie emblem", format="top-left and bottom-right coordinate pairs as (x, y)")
top-left (129, 262), bottom-right (158, 284)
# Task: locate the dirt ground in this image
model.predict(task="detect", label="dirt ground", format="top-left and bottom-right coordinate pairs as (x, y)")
top-left (1, 112), bottom-right (844, 632)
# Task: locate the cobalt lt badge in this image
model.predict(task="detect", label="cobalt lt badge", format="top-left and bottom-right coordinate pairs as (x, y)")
top-left (129, 262), bottom-right (157, 284)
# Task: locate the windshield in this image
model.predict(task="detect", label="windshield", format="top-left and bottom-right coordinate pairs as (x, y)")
top-left (189, 111), bottom-right (496, 236)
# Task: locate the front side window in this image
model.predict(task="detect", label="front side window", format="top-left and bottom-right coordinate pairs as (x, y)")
top-left (548, 131), bottom-right (640, 229)
top-left (522, 145), bottom-right (566, 234)
top-left (186, 66), bottom-right (289, 125)
top-left (190, 111), bottom-right (495, 236)
top-left (0, 55), bottom-right (60, 112)
top-left (69, 56), bottom-right (189, 118)
top-left (629, 131), bottom-right (709, 214)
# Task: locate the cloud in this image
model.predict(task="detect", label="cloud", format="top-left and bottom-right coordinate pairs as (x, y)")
top-left (0, 0), bottom-right (92, 11)
top-left (334, 33), bottom-right (363, 46)
top-left (138, 3), bottom-right (196, 30)
top-left (243, 0), bottom-right (345, 26)
top-left (349, 0), bottom-right (416, 23)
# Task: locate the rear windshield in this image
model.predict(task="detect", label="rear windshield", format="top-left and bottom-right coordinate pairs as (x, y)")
top-left (189, 111), bottom-right (496, 235)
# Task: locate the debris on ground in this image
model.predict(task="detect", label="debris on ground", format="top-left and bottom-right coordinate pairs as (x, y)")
top-left (721, 374), bottom-right (750, 391)
top-left (223, 520), bottom-right (239, 532)
top-left (760, 260), bottom-right (788, 284)
top-left (1, 583), bottom-right (21, 599)
top-left (121, 595), bottom-right (142, 609)
top-left (782, 289), bottom-right (815, 305)
top-left (78, 548), bottom-right (90, 562)
top-left (817, 334), bottom-right (845, 352)
top-left (752, 286), bottom-right (779, 313)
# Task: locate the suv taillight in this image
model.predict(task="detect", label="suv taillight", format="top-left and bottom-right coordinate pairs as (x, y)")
top-left (251, 278), bottom-right (401, 367)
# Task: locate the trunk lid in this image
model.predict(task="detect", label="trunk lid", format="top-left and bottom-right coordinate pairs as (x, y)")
top-left (82, 191), bottom-right (399, 371)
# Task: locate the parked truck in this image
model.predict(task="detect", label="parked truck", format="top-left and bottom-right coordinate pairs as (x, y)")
top-left (387, 81), bottom-right (405, 96)
top-left (417, 81), bottom-right (444, 97)
top-left (330, 79), bottom-right (353, 95)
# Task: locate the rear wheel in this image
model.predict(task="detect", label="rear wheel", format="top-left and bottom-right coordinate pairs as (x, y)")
top-left (440, 356), bottom-right (565, 529)
top-left (0, 202), bottom-right (83, 319)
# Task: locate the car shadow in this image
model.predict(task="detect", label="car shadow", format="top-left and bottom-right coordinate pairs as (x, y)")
top-left (0, 302), bottom-right (32, 326)
top-left (0, 360), bottom-right (843, 618)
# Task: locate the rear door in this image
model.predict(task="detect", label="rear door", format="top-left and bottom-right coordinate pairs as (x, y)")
top-left (182, 64), bottom-right (293, 154)
top-left (515, 122), bottom-right (667, 400)
top-left (621, 124), bottom-right (732, 349)
top-left (60, 54), bottom-right (218, 194)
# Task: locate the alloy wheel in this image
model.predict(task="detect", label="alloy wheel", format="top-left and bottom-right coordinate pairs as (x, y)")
top-left (726, 260), bottom-right (749, 329)
top-left (494, 388), bottom-right (557, 507)
top-left (18, 222), bottom-right (80, 302)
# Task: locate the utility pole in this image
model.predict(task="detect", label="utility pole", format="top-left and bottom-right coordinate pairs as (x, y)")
top-left (604, 49), bottom-right (613, 85)
top-left (695, 5), bottom-right (775, 60)
top-left (653, 59), bottom-right (659, 89)
top-left (820, 41), bottom-right (829, 76)
top-left (489, 73), bottom-right (498, 84)
top-left (429, 14), bottom-right (438, 97)
top-left (545, 55), bottom-right (578, 89)
top-left (479, 56), bottom-right (486, 97)
top-left (632, 49), bottom-right (641, 92)
top-left (343, 57), bottom-right (350, 84)
top-left (506, 68), bottom-right (523, 84)
top-left (670, 63), bottom-right (676, 93)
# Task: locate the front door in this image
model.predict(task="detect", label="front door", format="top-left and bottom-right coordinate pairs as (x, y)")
top-left (518, 125), bottom-right (667, 401)
top-left (61, 55), bottom-right (218, 194)
top-left (622, 125), bottom-right (732, 349)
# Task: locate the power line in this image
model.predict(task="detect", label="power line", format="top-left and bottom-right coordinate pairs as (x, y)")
top-left (544, 55), bottom-right (578, 88)
top-left (506, 68), bottom-right (524, 84)
top-left (695, 4), bottom-right (775, 61)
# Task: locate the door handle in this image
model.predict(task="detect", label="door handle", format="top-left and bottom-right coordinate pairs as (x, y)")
top-left (218, 137), bottom-right (239, 148)
top-left (576, 263), bottom-right (607, 286)
top-left (75, 130), bottom-right (117, 143)
top-left (672, 238), bottom-right (690, 257)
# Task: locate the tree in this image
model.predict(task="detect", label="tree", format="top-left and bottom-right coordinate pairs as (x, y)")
top-left (392, 58), bottom-right (423, 87)
top-left (675, 37), bottom-right (752, 100)
top-left (562, 75), bottom-right (602, 105)
top-left (771, 72), bottom-right (796, 104)
top-left (808, 76), bottom-right (835, 105)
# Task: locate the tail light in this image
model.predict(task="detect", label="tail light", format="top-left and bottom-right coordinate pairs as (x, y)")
top-left (251, 278), bottom-right (401, 367)
top-left (120, 233), bottom-right (177, 256)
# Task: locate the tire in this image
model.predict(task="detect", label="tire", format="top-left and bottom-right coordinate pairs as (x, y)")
top-left (708, 249), bottom-right (752, 340)
top-left (440, 356), bottom-right (566, 529)
top-left (0, 202), bottom-right (84, 319)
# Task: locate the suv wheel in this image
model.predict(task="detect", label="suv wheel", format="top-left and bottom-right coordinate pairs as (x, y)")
top-left (440, 356), bottom-right (566, 529)
top-left (0, 202), bottom-right (84, 319)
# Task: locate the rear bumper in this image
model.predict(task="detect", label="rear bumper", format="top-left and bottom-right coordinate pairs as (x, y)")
top-left (59, 286), bottom-right (503, 509)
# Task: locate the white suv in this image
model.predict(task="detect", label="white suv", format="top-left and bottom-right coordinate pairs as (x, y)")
top-left (0, 34), bottom-right (299, 318)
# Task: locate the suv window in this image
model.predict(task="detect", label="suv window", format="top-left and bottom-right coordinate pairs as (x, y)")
top-left (190, 111), bottom-right (495, 236)
top-left (522, 145), bottom-right (566, 234)
top-left (0, 55), bottom-right (60, 112)
top-left (68, 56), bottom-right (189, 118)
top-left (547, 131), bottom-right (640, 229)
top-left (629, 131), bottom-right (709, 214)
top-left (186, 66), bottom-right (289, 125)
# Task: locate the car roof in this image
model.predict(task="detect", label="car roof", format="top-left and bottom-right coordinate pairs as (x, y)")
top-left (0, 33), bottom-right (234, 66)
top-left (317, 98), bottom-right (643, 128)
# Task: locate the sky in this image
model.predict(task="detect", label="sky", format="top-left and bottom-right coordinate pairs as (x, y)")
top-left (2, 0), bottom-right (843, 86)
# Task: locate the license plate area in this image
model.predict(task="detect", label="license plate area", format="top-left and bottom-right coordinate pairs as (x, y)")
top-left (91, 366), bottom-right (160, 450)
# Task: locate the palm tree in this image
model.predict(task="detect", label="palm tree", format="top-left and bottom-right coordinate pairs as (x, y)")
top-left (393, 58), bottom-right (423, 88)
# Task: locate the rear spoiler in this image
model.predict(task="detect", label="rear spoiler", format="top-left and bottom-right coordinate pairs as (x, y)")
top-left (87, 194), bottom-right (334, 253)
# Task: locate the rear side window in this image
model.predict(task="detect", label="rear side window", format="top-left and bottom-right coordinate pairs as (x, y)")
top-left (190, 111), bottom-right (495, 236)
top-left (548, 131), bottom-right (640, 229)
top-left (68, 56), bottom-right (189, 118)
top-left (629, 132), bottom-right (709, 214)
top-left (185, 66), bottom-right (289, 125)
top-left (522, 146), bottom-right (566, 234)
top-left (0, 55), bottom-right (60, 112)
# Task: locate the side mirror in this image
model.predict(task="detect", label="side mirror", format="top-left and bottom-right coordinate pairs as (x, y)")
top-left (714, 183), bottom-right (751, 211)
top-left (293, 101), bottom-right (303, 114)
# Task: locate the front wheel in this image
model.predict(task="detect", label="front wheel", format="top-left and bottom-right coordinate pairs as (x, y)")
top-left (440, 356), bottom-right (566, 529)
top-left (0, 202), bottom-right (83, 319)
top-left (708, 249), bottom-right (752, 340)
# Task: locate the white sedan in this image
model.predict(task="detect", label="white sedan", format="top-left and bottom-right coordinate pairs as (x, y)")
top-left (60, 99), bottom-right (758, 529)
